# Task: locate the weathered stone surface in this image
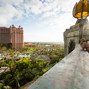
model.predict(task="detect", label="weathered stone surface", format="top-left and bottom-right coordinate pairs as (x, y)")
top-left (64, 19), bottom-right (89, 56)
top-left (28, 44), bottom-right (89, 89)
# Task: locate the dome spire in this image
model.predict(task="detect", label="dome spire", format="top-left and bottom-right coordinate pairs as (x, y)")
top-left (73, 0), bottom-right (89, 19)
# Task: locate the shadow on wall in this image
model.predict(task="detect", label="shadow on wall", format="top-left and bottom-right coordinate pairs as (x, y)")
top-left (68, 40), bottom-right (75, 53)
top-left (0, 43), bottom-right (12, 49)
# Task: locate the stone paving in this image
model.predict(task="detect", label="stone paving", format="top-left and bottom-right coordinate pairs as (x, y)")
top-left (27, 44), bottom-right (89, 89)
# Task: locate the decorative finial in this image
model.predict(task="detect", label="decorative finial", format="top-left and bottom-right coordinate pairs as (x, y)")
top-left (19, 25), bottom-right (21, 28)
top-left (12, 24), bottom-right (14, 27)
top-left (73, 0), bottom-right (89, 19)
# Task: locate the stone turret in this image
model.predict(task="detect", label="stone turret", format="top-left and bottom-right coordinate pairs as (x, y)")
top-left (64, 19), bottom-right (89, 56)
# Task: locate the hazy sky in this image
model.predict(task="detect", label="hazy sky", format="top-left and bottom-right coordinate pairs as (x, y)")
top-left (0, 0), bottom-right (81, 42)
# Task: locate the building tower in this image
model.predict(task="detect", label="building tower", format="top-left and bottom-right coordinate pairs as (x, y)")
top-left (0, 25), bottom-right (24, 49)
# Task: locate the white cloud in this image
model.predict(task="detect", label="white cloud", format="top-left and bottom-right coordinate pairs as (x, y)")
top-left (0, 0), bottom-right (83, 42)
top-left (0, 0), bottom-right (79, 24)
top-left (23, 0), bottom-right (43, 15)
top-left (0, 4), bottom-right (17, 24)
top-left (0, 0), bottom-right (24, 24)
top-left (23, 0), bottom-right (80, 42)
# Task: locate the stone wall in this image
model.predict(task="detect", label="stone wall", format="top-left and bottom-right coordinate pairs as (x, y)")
top-left (64, 19), bottom-right (89, 56)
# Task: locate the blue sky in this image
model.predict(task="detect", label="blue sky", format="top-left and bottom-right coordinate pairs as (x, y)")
top-left (0, 0), bottom-right (80, 42)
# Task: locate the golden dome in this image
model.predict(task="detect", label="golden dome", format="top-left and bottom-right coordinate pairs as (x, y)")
top-left (73, 0), bottom-right (89, 18)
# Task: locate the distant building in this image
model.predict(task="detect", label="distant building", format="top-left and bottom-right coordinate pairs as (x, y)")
top-left (0, 25), bottom-right (24, 49)
top-left (24, 43), bottom-right (36, 47)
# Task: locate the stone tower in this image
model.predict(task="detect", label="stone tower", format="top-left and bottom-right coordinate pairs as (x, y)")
top-left (64, 19), bottom-right (89, 56)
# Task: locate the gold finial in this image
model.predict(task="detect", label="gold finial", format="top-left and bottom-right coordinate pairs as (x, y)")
top-left (73, 0), bottom-right (89, 19)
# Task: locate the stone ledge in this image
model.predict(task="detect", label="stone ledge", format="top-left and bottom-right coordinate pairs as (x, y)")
top-left (27, 44), bottom-right (89, 89)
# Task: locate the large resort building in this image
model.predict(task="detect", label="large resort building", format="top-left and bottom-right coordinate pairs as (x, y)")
top-left (0, 25), bottom-right (24, 49)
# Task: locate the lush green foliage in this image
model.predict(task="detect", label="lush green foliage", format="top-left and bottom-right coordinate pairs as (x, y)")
top-left (0, 58), bottom-right (50, 88)
top-left (0, 43), bottom-right (64, 88)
